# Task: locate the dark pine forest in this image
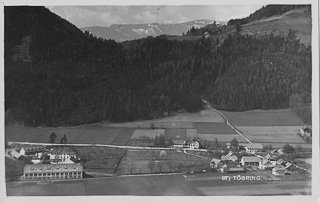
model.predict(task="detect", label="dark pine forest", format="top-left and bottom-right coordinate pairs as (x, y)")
top-left (4, 6), bottom-right (312, 127)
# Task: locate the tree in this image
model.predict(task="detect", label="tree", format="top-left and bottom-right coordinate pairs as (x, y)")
top-left (282, 144), bottom-right (295, 154)
top-left (213, 137), bottom-right (220, 149)
top-left (295, 144), bottom-right (303, 155)
top-left (159, 150), bottom-right (167, 159)
top-left (60, 134), bottom-right (67, 144)
top-left (49, 132), bottom-right (57, 144)
top-left (166, 160), bottom-right (174, 172)
top-left (148, 160), bottom-right (155, 173)
top-left (236, 23), bottom-right (242, 33)
top-left (230, 138), bottom-right (239, 149)
top-left (127, 162), bottom-right (136, 174)
top-left (157, 161), bottom-right (164, 173)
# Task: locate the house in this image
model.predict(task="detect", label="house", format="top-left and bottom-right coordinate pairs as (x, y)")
top-left (210, 158), bottom-right (221, 169)
top-left (22, 163), bottom-right (83, 181)
top-left (276, 158), bottom-right (286, 165)
top-left (270, 149), bottom-right (283, 156)
top-left (272, 165), bottom-right (286, 176)
top-left (19, 145), bottom-right (47, 156)
top-left (51, 158), bottom-right (74, 164)
top-left (259, 157), bottom-right (274, 170)
top-left (184, 140), bottom-right (200, 149)
top-left (172, 140), bottom-right (185, 148)
top-left (10, 149), bottom-right (21, 159)
top-left (300, 125), bottom-right (312, 137)
top-left (49, 147), bottom-right (76, 162)
top-left (243, 143), bottom-right (263, 154)
top-left (221, 155), bottom-right (238, 162)
top-left (240, 156), bottom-right (261, 167)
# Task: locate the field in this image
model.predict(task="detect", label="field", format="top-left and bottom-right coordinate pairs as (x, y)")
top-left (198, 134), bottom-right (247, 142)
top-left (72, 146), bottom-right (126, 174)
top-left (5, 125), bottom-right (48, 142)
top-left (242, 7), bottom-right (311, 46)
top-left (195, 122), bottom-right (236, 134)
top-left (5, 108), bottom-right (308, 148)
top-left (110, 128), bottom-right (135, 145)
top-left (237, 126), bottom-right (305, 143)
top-left (32, 127), bottom-right (86, 143)
top-left (164, 129), bottom-right (187, 140)
top-left (221, 109), bottom-right (303, 126)
top-left (130, 129), bottom-right (165, 139)
top-left (116, 149), bottom-right (210, 174)
top-left (72, 127), bottom-right (121, 144)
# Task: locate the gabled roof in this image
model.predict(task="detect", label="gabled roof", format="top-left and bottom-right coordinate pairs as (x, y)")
top-left (241, 156), bottom-right (261, 162)
top-left (21, 145), bottom-right (47, 152)
top-left (276, 158), bottom-right (286, 164)
top-left (284, 162), bottom-right (292, 169)
top-left (273, 164), bottom-right (286, 171)
top-left (24, 163), bottom-right (82, 173)
top-left (210, 158), bottom-right (221, 164)
top-left (244, 143), bottom-right (263, 149)
top-left (221, 155), bottom-right (238, 161)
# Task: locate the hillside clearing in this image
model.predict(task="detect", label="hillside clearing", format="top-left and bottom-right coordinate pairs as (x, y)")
top-left (220, 109), bottom-right (303, 126)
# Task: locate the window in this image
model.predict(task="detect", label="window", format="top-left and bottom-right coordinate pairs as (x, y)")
top-left (44, 173), bottom-right (47, 176)
top-left (30, 173), bottom-right (33, 177)
top-left (35, 173), bottom-right (38, 177)
top-left (39, 173), bottom-right (42, 176)
top-left (60, 172), bottom-right (63, 175)
top-left (25, 173), bottom-right (28, 177)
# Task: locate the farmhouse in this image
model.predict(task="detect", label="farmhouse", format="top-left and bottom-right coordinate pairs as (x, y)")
top-left (259, 157), bottom-right (274, 170)
top-left (22, 163), bottom-right (83, 181)
top-left (10, 149), bottom-right (21, 159)
top-left (243, 143), bottom-right (263, 154)
top-left (240, 156), bottom-right (261, 167)
top-left (19, 145), bottom-right (47, 156)
top-left (221, 155), bottom-right (238, 162)
top-left (184, 140), bottom-right (200, 149)
top-left (49, 147), bottom-right (76, 162)
top-left (210, 158), bottom-right (221, 169)
top-left (272, 165), bottom-right (286, 176)
top-left (300, 125), bottom-right (312, 137)
top-left (172, 140), bottom-right (185, 148)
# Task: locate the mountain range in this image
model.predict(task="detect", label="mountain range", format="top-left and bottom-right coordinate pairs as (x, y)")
top-left (81, 19), bottom-right (227, 42)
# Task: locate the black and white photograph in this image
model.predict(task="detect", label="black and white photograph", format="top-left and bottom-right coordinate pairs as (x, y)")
top-left (1, 0), bottom-right (319, 201)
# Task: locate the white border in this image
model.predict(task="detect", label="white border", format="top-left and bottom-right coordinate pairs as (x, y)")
top-left (0, 1), bottom-right (319, 202)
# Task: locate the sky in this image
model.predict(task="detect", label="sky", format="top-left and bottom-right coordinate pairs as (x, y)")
top-left (46, 5), bottom-right (264, 28)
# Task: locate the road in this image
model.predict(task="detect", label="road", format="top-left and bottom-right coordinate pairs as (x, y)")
top-left (206, 105), bottom-right (252, 143)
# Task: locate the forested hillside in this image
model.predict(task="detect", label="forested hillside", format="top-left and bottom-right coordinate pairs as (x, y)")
top-left (5, 6), bottom-right (311, 127)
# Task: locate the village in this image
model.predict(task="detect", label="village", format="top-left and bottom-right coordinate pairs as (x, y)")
top-left (5, 126), bottom-right (311, 183)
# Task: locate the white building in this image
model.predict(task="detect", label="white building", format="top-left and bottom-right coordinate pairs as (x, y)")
top-left (49, 147), bottom-right (76, 162)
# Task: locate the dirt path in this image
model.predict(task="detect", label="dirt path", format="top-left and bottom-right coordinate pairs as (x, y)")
top-left (206, 106), bottom-right (252, 143)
